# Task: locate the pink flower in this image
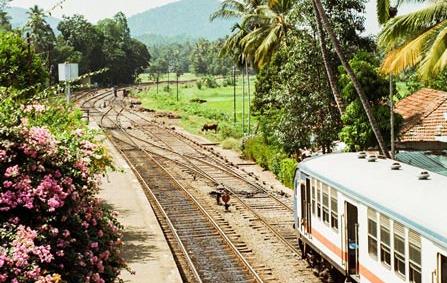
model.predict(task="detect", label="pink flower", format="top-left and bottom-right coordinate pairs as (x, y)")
top-left (47, 197), bottom-right (62, 211)
top-left (90, 242), bottom-right (99, 249)
top-left (3, 181), bottom-right (13, 188)
top-left (4, 165), bottom-right (19, 178)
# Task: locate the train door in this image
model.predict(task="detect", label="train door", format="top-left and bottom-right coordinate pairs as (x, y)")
top-left (440, 254), bottom-right (447, 283)
top-left (345, 202), bottom-right (359, 277)
top-left (300, 177), bottom-right (312, 233)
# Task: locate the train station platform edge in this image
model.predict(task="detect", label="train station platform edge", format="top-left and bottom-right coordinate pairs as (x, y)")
top-left (98, 133), bottom-right (182, 283)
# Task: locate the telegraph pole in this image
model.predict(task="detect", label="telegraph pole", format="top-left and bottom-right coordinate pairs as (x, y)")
top-left (246, 61), bottom-right (251, 134)
top-left (390, 74), bottom-right (395, 159)
top-left (233, 66), bottom-right (236, 125)
top-left (176, 72), bottom-right (179, 101)
top-left (242, 63), bottom-right (246, 134)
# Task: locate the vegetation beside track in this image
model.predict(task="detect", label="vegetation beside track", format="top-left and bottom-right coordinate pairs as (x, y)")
top-left (137, 77), bottom-right (255, 150)
top-left (136, 78), bottom-right (297, 188)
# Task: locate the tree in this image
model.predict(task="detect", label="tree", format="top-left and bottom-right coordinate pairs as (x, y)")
top-left (239, 0), bottom-right (294, 68)
top-left (312, 0), bottom-right (390, 157)
top-left (0, 32), bottom-right (47, 96)
top-left (24, 5), bottom-right (56, 69)
top-left (57, 15), bottom-right (105, 74)
top-left (253, 32), bottom-right (341, 155)
top-left (96, 12), bottom-right (150, 84)
top-left (338, 51), bottom-right (402, 151)
top-left (0, 0), bottom-right (11, 32)
top-left (379, 2), bottom-right (447, 80)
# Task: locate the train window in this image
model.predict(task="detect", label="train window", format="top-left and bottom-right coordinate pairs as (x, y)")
top-left (317, 184), bottom-right (321, 219)
top-left (380, 215), bottom-right (391, 268)
top-left (311, 180), bottom-right (316, 215)
top-left (367, 208), bottom-right (378, 259)
top-left (330, 188), bottom-right (338, 231)
top-left (322, 185), bottom-right (329, 225)
top-left (440, 254), bottom-right (447, 283)
top-left (409, 230), bottom-right (421, 283)
top-left (393, 222), bottom-right (406, 278)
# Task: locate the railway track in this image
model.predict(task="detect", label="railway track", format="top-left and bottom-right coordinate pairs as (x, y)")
top-left (77, 88), bottom-right (321, 283)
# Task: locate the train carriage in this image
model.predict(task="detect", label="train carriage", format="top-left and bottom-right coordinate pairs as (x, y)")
top-left (294, 152), bottom-right (447, 283)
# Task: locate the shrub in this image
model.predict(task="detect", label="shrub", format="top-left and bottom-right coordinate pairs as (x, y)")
top-left (196, 80), bottom-right (202, 90)
top-left (201, 76), bottom-right (219, 88)
top-left (221, 138), bottom-right (240, 151)
top-left (242, 136), bottom-right (298, 188)
top-left (0, 32), bottom-right (47, 98)
top-left (0, 96), bottom-right (125, 282)
top-left (279, 158), bottom-right (298, 188)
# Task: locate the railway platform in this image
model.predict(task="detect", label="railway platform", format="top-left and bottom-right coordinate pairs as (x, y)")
top-left (97, 126), bottom-right (182, 283)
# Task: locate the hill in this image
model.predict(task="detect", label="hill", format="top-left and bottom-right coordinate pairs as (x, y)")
top-left (6, 6), bottom-right (60, 31)
top-left (127, 0), bottom-right (234, 40)
top-left (135, 33), bottom-right (194, 47)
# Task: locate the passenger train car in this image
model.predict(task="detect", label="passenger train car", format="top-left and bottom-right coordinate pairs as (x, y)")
top-left (294, 152), bottom-right (447, 283)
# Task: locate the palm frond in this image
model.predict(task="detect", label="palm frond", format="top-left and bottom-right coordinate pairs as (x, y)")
top-left (379, 1), bottom-right (447, 50)
top-left (210, 0), bottom-right (245, 21)
top-left (381, 24), bottom-right (439, 74)
top-left (377, 0), bottom-right (390, 25)
top-left (418, 20), bottom-right (447, 79)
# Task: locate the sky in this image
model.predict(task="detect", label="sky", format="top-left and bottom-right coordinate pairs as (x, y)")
top-left (9, 0), bottom-right (427, 35)
top-left (9, 0), bottom-right (180, 22)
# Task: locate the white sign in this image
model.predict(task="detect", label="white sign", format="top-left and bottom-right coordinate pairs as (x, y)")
top-left (58, 63), bottom-right (79, 82)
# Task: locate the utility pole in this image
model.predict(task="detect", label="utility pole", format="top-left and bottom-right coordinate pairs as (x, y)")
top-left (390, 74), bottom-right (395, 159)
top-left (176, 72), bottom-right (179, 101)
top-left (242, 63), bottom-right (246, 134)
top-left (233, 66), bottom-right (236, 125)
top-left (156, 71), bottom-right (159, 96)
top-left (246, 61), bottom-right (251, 134)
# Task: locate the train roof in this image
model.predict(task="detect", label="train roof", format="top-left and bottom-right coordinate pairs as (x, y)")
top-left (299, 152), bottom-right (447, 249)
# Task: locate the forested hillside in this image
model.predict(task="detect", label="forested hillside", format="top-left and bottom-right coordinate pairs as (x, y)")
top-left (127, 0), bottom-right (233, 39)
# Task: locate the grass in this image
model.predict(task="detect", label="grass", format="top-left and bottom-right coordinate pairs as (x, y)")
top-left (137, 76), bottom-right (256, 151)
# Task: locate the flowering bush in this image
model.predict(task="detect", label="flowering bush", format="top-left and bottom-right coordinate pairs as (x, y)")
top-left (0, 101), bottom-right (125, 282)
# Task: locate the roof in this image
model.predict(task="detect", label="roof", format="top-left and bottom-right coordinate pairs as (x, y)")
top-left (395, 88), bottom-right (447, 142)
top-left (396, 151), bottom-right (447, 177)
top-left (299, 153), bottom-right (447, 249)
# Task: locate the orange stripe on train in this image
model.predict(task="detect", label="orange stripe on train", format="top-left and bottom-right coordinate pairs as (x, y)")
top-left (309, 228), bottom-right (384, 283)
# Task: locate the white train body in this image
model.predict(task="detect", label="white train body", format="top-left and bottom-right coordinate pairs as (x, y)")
top-left (294, 153), bottom-right (447, 283)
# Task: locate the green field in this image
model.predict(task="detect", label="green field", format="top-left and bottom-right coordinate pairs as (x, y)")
top-left (137, 77), bottom-right (256, 151)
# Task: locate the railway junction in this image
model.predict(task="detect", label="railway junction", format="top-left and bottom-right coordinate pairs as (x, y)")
top-left (75, 88), bottom-right (324, 283)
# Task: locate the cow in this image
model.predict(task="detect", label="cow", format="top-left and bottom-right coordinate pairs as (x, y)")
top-left (201, 123), bottom-right (218, 133)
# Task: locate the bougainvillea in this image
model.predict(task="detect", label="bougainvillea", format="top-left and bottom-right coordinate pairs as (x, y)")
top-left (0, 106), bottom-right (125, 282)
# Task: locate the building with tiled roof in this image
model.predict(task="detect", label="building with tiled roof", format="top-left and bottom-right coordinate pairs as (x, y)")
top-left (395, 88), bottom-right (447, 151)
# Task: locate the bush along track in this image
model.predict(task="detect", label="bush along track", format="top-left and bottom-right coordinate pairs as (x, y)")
top-left (0, 95), bottom-right (126, 283)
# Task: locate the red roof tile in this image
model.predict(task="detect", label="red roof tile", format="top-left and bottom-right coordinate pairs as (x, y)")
top-left (395, 88), bottom-right (447, 142)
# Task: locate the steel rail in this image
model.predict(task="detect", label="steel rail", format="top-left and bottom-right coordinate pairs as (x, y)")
top-left (99, 98), bottom-right (264, 283)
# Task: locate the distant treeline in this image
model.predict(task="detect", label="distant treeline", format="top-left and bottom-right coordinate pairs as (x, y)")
top-left (146, 38), bottom-right (236, 78)
top-left (0, 4), bottom-right (150, 85)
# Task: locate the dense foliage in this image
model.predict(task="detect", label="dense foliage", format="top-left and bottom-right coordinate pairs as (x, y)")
top-left (252, 0), bottom-right (371, 156)
top-left (1, 2), bottom-right (150, 86)
top-left (338, 51), bottom-right (402, 151)
top-left (0, 32), bottom-right (47, 95)
top-left (147, 38), bottom-right (234, 79)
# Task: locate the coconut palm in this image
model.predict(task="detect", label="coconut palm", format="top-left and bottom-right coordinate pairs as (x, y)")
top-left (379, 1), bottom-right (447, 80)
top-left (312, 3), bottom-right (345, 115)
top-left (239, 0), bottom-right (294, 68)
top-left (312, 0), bottom-right (390, 157)
top-left (25, 5), bottom-right (55, 55)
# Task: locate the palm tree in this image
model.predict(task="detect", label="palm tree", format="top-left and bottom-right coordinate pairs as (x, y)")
top-left (239, 0), bottom-right (294, 68)
top-left (312, 0), bottom-right (390, 157)
top-left (379, 2), bottom-right (447, 80)
top-left (25, 5), bottom-right (55, 55)
top-left (312, 2), bottom-right (345, 115)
